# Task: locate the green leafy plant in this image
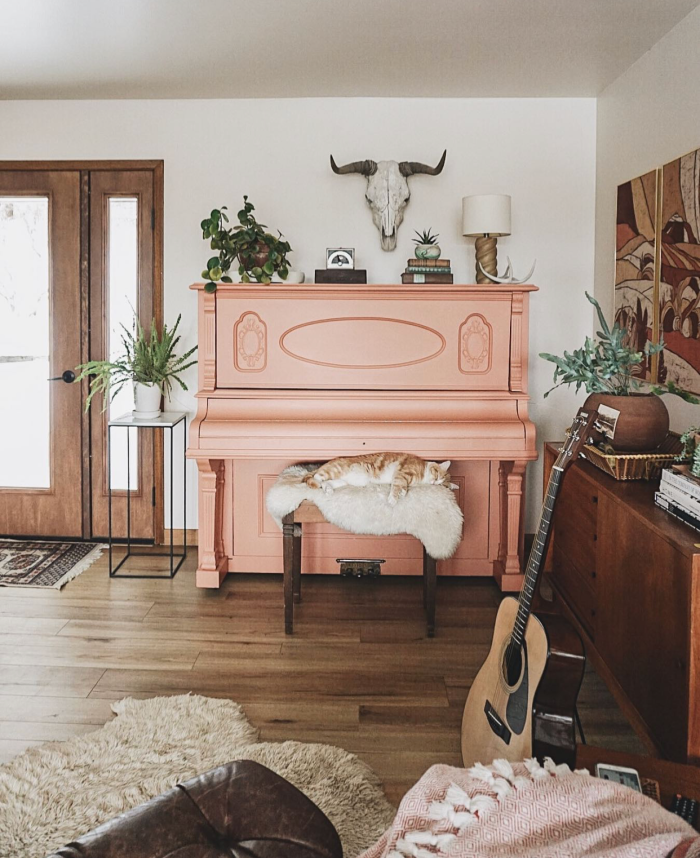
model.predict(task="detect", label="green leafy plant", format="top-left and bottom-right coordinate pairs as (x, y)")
top-left (200, 196), bottom-right (292, 291)
top-left (75, 315), bottom-right (198, 411)
top-left (540, 292), bottom-right (698, 401)
top-left (679, 427), bottom-right (700, 476)
top-left (413, 228), bottom-right (439, 245)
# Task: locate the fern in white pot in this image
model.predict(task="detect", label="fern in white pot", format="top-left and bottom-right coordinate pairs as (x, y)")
top-left (76, 315), bottom-right (197, 418)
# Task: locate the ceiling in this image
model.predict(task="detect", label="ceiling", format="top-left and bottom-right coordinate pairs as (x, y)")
top-left (1, 0), bottom-right (698, 100)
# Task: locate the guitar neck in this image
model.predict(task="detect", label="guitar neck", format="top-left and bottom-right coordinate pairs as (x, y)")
top-left (510, 464), bottom-right (564, 649)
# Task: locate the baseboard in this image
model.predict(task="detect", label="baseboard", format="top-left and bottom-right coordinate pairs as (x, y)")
top-left (162, 528), bottom-right (198, 546)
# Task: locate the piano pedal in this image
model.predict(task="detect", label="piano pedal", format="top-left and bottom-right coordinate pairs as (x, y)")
top-left (337, 559), bottom-right (385, 578)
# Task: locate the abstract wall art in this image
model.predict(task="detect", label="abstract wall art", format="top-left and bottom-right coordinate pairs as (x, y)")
top-left (657, 148), bottom-right (700, 394)
top-left (614, 169), bottom-right (660, 382)
top-left (614, 145), bottom-right (700, 393)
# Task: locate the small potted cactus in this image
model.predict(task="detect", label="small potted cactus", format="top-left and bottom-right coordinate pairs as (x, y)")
top-left (413, 228), bottom-right (441, 260)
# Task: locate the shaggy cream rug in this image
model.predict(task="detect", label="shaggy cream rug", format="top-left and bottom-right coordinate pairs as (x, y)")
top-left (0, 694), bottom-right (395, 858)
top-left (266, 464), bottom-right (464, 559)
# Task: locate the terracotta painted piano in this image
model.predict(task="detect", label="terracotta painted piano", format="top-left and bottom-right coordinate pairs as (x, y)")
top-left (187, 282), bottom-right (537, 591)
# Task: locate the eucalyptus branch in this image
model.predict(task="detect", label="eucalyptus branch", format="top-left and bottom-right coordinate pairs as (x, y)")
top-left (540, 292), bottom-right (694, 402)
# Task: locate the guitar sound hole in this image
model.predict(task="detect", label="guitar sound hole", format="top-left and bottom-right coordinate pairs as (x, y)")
top-left (503, 641), bottom-right (523, 687)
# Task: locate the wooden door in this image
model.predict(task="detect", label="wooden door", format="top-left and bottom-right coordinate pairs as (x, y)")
top-left (89, 170), bottom-right (159, 540)
top-left (0, 171), bottom-right (83, 537)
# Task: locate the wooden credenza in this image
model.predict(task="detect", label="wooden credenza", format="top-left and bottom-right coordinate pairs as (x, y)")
top-left (187, 283), bottom-right (538, 591)
top-left (544, 443), bottom-right (700, 763)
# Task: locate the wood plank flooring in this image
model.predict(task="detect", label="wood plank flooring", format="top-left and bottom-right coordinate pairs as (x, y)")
top-left (0, 553), bottom-right (646, 805)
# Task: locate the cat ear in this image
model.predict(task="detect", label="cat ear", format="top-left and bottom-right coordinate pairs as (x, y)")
top-left (440, 461), bottom-right (451, 470)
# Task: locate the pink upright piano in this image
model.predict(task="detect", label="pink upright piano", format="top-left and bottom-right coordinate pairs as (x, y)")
top-left (187, 282), bottom-right (537, 591)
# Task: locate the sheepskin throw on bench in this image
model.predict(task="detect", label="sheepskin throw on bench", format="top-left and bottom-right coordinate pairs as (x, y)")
top-left (265, 464), bottom-right (464, 560)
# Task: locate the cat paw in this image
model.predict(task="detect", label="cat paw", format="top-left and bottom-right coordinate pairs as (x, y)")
top-left (322, 483), bottom-right (335, 494)
top-left (387, 494), bottom-right (398, 506)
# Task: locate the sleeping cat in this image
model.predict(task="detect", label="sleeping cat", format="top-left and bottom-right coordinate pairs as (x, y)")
top-left (303, 452), bottom-right (454, 506)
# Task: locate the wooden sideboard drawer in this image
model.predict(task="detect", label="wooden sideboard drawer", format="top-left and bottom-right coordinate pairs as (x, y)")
top-left (553, 546), bottom-right (597, 640)
top-left (552, 516), bottom-right (597, 588)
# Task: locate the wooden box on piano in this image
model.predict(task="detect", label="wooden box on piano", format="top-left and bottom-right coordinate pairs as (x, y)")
top-left (188, 283), bottom-right (538, 590)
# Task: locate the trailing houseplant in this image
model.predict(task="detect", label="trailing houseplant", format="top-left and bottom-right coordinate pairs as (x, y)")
top-left (540, 292), bottom-right (697, 451)
top-left (200, 196), bottom-right (292, 291)
top-left (413, 227), bottom-right (441, 260)
top-left (75, 315), bottom-right (197, 419)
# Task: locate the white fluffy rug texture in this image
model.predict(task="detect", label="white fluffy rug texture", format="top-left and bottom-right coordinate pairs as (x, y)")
top-left (266, 465), bottom-right (464, 559)
top-left (0, 694), bottom-right (395, 858)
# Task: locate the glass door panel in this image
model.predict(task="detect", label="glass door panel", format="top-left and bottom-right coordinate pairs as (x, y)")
top-left (0, 197), bottom-right (50, 488)
top-left (107, 196), bottom-right (139, 491)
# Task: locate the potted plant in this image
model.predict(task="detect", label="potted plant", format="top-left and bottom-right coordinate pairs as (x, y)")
top-left (200, 196), bottom-right (292, 291)
top-left (540, 292), bottom-right (697, 451)
top-left (413, 228), bottom-right (441, 260)
top-left (75, 315), bottom-right (197, 419)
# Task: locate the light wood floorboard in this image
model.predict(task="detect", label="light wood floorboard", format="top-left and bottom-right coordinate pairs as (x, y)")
top-left (0, 553), bottom-right (646, 802)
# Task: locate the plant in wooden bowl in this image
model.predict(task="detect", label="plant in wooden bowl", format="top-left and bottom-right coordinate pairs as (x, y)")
top-left (540, 292), bottom-right (697, 451)
top-left (75, 315), bottom-right (197, 419)
top-left (413, 227), bottom-right (441, 260)
top-left (200, 196), bottom-right (292, 291)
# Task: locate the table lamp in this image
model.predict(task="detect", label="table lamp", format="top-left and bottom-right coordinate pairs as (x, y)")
top-left (462, 194), bottom-right (511, 284)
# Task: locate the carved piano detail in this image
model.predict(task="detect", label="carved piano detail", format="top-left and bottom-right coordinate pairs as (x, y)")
top-left (188, 283), bottom-right (537, 591)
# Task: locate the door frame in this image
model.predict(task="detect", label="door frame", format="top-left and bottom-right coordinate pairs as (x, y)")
top-left (0, 160), bottom-right (164, 543)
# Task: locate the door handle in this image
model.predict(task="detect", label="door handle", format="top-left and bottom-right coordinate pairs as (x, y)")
top-left (48, 369), bottom-right (76, 383)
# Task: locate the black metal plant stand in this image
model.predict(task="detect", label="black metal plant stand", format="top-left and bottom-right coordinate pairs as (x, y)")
top-left (107, 411), bottom-right (187, 579)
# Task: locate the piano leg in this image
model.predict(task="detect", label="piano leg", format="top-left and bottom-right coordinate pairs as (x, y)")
top-left (195, 458), bottom-right (227, 588)
top-left (494, 460), bottom-right (527, 592)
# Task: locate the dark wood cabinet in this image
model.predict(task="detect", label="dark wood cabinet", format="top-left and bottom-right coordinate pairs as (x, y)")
top-left (544, 443), bottom-right (700, 763)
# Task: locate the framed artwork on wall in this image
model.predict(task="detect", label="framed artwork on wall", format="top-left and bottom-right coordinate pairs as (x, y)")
top-left (614, 168), bottom-right (660, 382)
top-left (657, 148), bottom-right (700, 394)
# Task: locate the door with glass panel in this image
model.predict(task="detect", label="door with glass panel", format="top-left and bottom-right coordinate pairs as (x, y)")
top-left (0, 164), bottom-right (161, 540)
top-left (89, 170), bottom-right (157, 541)
top-left (0, 171), bottom-right (83, 537)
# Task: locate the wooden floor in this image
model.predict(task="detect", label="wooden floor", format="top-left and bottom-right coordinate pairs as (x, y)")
top-left (0, 551), bottom-right (645, 805)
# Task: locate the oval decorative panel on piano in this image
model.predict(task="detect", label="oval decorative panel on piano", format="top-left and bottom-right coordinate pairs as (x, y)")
top-left (215, 287), bottom-right (513, 390)
top-left (279, 317), bottom-right (445, 369)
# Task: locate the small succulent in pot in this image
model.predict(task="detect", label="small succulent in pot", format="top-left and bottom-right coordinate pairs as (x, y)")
top-left (200, 196), bottom-right (292, 291)
top-left (413, 228), bottom-right (441, 260)
top-left (75, 315), bottom-right (197, 418)
top-left (540, 292), bottom-right (697, 451)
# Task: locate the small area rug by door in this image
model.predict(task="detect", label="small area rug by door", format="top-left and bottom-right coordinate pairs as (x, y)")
top-left (0, 540), bottom-right (103, 589)
top-left (0, 694), bottom-right (395, 858)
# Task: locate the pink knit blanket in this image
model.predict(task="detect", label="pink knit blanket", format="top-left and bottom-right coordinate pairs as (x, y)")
top-left (359, 758), bottom-right (700, 858)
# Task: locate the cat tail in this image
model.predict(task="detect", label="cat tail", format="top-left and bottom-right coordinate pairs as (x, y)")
top-left (302, 473), bottom-right (321, 489)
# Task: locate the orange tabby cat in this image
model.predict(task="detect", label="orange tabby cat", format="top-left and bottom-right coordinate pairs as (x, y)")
top-left (303, 453), bottom-right (453, 505)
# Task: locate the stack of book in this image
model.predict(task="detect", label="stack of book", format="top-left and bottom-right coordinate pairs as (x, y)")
top-left (401, 258), bottom-right (453, 284)
top-left (655, 467), bottom-right (700, 532)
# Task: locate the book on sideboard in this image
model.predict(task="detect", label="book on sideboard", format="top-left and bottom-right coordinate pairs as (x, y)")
top-left (401, 272), bottom-right (454, 284)
top-left (407, 258), bottom-right (451, 268)
top-left (655, 492), bottom-right (700, 533)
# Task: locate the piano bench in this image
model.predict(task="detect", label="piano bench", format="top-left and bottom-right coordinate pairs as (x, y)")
top-left (281, 501), bottom-right (437, 637)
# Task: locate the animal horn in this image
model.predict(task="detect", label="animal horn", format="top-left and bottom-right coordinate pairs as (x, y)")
top-left (399, 149), bottom-right (447, 177)
top-left (330, 155), bottom-right (377, 176)
top-left (477, 258), bottom-right (537, 285)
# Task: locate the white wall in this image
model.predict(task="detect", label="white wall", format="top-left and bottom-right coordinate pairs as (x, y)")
top-left (0, 97), bottom-right (597, 530)
top-left (595, 4), bottom-right (700, 430)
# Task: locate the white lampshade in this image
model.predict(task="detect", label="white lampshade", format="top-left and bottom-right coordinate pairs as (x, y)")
top-left (462, 194), bottom-right (512, 237)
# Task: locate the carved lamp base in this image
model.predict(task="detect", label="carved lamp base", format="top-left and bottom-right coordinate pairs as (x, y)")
top-left (475, 235), bottom-right (498, 284)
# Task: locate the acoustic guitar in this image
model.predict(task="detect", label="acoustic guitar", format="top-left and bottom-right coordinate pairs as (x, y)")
top-left (461, 407), bottom-right (599, 768)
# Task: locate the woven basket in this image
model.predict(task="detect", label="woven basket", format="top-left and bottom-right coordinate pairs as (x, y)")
top-left (582, 432), bottom-right (686, 481)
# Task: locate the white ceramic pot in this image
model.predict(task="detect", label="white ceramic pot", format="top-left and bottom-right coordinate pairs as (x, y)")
top-left (133, 381), bottom-right (162, 420)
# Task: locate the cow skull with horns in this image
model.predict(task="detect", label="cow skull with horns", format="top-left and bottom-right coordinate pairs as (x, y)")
top-left (330, 150), bottom-right (447, 251)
